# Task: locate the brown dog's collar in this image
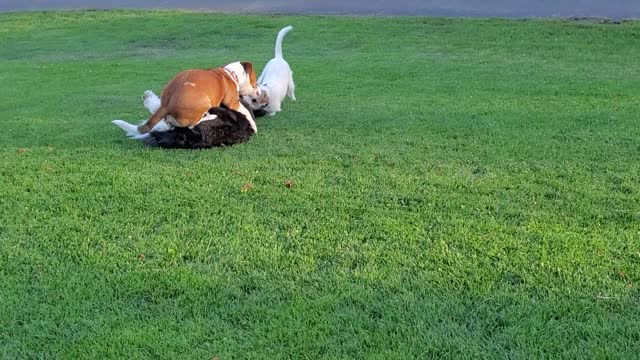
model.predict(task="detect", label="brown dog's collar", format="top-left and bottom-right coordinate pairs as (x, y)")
top-left (223, 69), bottom-right (239, 91)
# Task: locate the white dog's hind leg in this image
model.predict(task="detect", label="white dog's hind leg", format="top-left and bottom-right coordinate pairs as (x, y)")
top-left (143, 90), bottom-right (161, 114)
top-left (112, 120), bottom-right (141, 137)
top-left (286, 76), bottom-right (296, 101)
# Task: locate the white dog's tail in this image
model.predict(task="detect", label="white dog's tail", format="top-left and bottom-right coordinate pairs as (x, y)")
top-left (274, 25), bottom-right (293, 59)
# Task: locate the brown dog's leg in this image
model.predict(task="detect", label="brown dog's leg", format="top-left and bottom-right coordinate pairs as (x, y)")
top-left (138, 107), bottom-right (169, 134)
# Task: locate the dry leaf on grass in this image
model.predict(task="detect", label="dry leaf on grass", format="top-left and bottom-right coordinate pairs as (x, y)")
top-left (241, 182), bottom-right (254, 192)
top-left (285, 180), bottom-right (295, 188)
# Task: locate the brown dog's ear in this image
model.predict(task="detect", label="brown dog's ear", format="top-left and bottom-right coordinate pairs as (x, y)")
top-left (241, 62), bottom-right (257, 87)
top-left (241, 61), bottom-right (253, 73)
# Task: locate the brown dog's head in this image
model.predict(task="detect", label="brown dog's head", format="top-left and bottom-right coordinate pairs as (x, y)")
top-left (223, 61), bottom-right (260, 97)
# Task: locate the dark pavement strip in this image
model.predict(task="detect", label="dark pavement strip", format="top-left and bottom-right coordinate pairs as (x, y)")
top-left (2, 0), bottom-right (639, 18)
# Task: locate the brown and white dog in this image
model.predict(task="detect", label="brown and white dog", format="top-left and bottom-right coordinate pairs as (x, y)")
top-left (113, 61), bottom-right (259, 135)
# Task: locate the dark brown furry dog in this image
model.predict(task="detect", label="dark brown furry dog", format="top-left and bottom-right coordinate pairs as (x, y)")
top-left (143, 99), bottom-right (260, 149)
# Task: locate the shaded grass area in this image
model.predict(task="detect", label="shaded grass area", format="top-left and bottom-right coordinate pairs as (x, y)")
top-left (0, 10), bottom-right (639, 358)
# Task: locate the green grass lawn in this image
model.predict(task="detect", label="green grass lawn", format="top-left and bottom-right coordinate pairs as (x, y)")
top-left (1, 10), bottom-right (639, 359)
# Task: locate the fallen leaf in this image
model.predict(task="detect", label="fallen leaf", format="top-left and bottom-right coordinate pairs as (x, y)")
top-left (241, 182), bottom-right (254, 192)
top-left (285, 180), bottom-right (295, 188)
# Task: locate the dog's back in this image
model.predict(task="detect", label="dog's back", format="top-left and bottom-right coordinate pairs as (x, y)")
top-left (161, 69), bottom-right (235, 125)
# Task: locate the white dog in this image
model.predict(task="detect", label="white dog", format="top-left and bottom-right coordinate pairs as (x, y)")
top-left (244, 25), bottom-right (296, 116)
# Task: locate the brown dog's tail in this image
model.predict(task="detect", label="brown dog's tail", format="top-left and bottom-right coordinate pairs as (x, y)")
top-left (137, 106), bottom-right (169, 134)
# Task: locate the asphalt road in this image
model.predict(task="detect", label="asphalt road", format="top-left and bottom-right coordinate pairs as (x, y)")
top-left (1, 0), bottom-right (639, 18)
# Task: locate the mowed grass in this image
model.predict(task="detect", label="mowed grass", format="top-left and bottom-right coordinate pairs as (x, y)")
top-left (1, 10), bottom-right (639, 358)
